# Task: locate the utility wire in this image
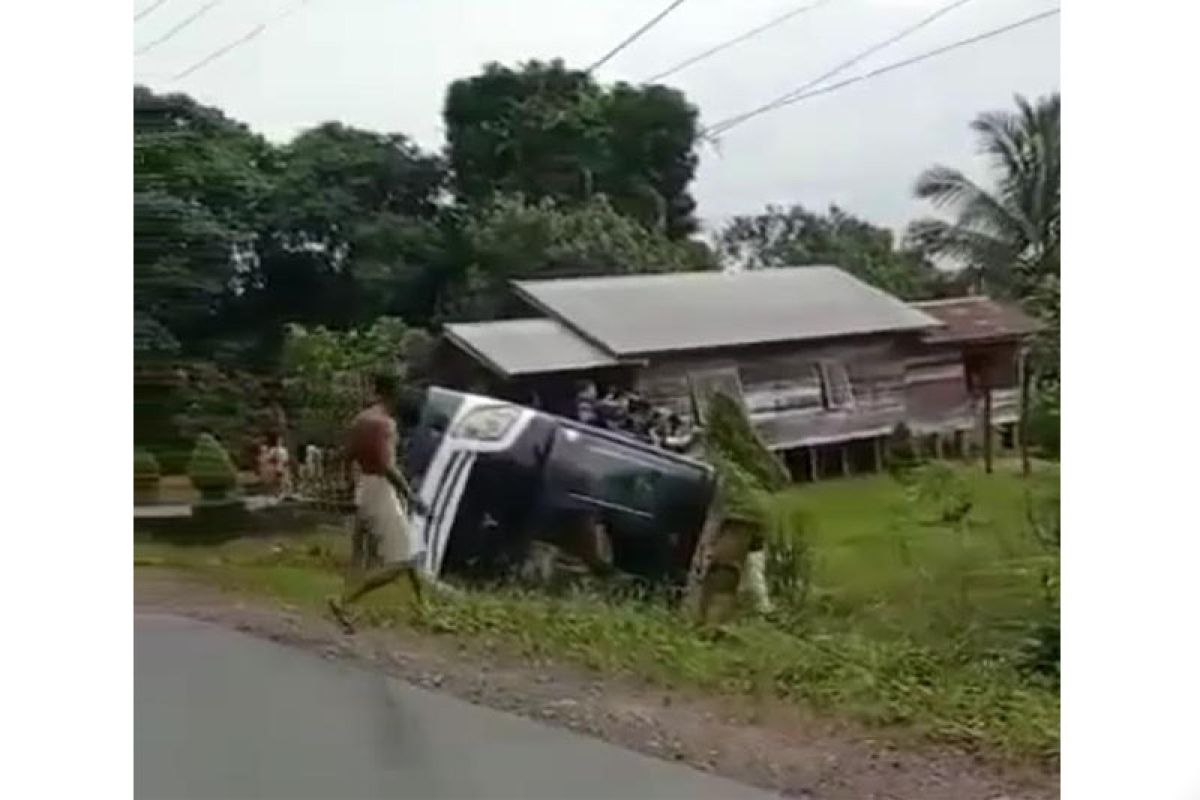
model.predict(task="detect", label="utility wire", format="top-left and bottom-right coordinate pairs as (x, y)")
top-left (172, 0), bottom-right (312, 82)
top-left (644, 0), bottom-right (838, 84)
top-left (587, 0), bottom-right (692, 73)
top-left (135, 0), bottom-right (173, 22)
top-left (705, 7), bottom-right (1060, 139)
top-left (136, 0), bottom-right (226, 58)
top-left (704, 0), bottom-right (979, 137)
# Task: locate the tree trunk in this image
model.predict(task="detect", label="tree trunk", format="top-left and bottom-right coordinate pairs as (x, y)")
top-left (1019, 348), bottom-right (1032, 477)
top-left (983, 388), bottom-right (994, 474)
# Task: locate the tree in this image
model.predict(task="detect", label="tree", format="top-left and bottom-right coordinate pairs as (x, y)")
top-left (905, 93), bottom-right (1060, 301)
top-left (234, 122), bottom-right (451, 354)
top-left (717, 204), bottom-right (964, 300)
top-left (134, 85), bottom-right (278, 355)
top-left (280, 317), bottom-right (434, 447)
top-left (444, 194), bottom-right (716, 320)
top-left (443, 60), bottom-right (702, 237)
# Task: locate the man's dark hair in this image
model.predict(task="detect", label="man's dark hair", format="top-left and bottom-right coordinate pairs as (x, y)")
top-left (371, 371), bottom-right (400, 400)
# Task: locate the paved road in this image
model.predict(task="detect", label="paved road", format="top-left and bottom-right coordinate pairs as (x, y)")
top-left (136, 614), bottom-right (779, 799)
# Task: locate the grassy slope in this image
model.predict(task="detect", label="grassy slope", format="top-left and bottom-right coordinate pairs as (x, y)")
top-left (135, 462), bottom-right (1059, 763)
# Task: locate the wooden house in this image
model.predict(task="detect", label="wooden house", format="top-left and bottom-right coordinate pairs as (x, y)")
top-left (436, 267), bottom-right (1039, 479)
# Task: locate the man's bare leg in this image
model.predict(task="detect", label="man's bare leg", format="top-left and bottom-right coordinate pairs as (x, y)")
top-left (328, 561), bottom-right (427, 633)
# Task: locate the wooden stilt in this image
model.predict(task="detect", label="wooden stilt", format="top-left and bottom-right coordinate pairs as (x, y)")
top-left (983, 388), bottom-right (994, 474)
top-left (873, 437), bottom-right (883, 474)
top-left (1018, 348), bottom-right (1032, 477)
top-left (809, 446), bottom-right (819, 482)
top-left (934, 433), bottom-right (945, 461)
top-left (840, 445), bottom-right (850, 478)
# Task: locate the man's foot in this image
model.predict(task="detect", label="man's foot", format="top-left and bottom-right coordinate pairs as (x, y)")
top-left (327, 596), bottom-right (357, 634)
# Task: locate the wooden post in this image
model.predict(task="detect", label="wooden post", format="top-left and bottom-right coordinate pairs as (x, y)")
top-left (808, 446), bottom-right (819, 482)
top-left (934, 433), bottom-right (945, 461)
top-left (873, 437), bottom-right (883, 474)
top-left (1018, 348), bottom-right (1032, 477)
top-left (983, 388), bottom-right (994, 474)
top-left (840, 445), bottom-right (850, 478)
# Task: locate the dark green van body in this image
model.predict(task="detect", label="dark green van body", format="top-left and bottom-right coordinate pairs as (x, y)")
top-left (405, 387), bottom-right (716, 585)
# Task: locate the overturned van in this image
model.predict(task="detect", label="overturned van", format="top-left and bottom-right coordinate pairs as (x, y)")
top-left (405, 387), bottom-right (717, 586)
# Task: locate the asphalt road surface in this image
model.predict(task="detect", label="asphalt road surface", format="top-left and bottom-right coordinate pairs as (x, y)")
top-left (136, 614), bottom-right (780, 799)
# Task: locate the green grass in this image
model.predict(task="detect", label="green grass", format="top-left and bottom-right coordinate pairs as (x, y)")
top-left (792, 462), bottom-right (1059, 655)
top-left (135, 462), bottom-right (1059, 764)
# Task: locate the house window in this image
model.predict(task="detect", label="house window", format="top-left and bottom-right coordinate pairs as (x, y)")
top-left (818, 361), bottom-right (855, 410)
top-left (741, 366), bottom-right (824, 414)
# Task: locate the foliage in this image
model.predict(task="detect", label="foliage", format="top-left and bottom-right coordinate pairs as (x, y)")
top-left (1027, 378), bottom-right (1061, 459)
top-left (187, 433), bottom-right (239, 499)
top-left (905, 93), bottom-right (1059, 302)
top-left (1021, 481), bottom-right (1060, 680)
top-left (717, 204), bottom-right (965, 300)
top-left (445, 194), bottom-right (716, 319)
top-left (280, 317), bottom-right (433, 446)
top-left (244, 122), bottom-right (451, 342)
top-left (134, 86), bottom-right (278, 356)
top-left (134, 448), bottom-right (161, 491)
top-left (444, 60), bottom-right (701, 237)
top-left (908, 462), bottom-right (974, 525)
top-left (697, 392), bottom-right (810, 614)
top-left (703, 392), bottom-right (789, 492)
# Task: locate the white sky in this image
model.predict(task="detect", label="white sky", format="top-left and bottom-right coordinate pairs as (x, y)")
top-left (133, 0), bottom-right (1060, 234)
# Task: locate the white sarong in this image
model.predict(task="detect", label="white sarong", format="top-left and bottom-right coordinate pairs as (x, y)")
top-left (355, 475), bottom-right (423, 566)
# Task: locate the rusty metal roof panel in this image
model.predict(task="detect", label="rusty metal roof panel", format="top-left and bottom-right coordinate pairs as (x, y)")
top-left (513, 267), bottom-right (942, 357)
top-left (913, 296), bottom-right (1041, 344)
top-left (443, 318), bottom-right (619, 378)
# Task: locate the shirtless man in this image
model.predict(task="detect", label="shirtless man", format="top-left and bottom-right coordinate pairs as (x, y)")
top-left (328, 373), bottom-right (430, 633)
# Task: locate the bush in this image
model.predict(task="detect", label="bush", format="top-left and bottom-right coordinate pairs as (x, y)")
top-left (909, 462), bottom-right (973, 524)
top-left (1027, 378), bottom-right (1060, 459)
top-left (187, 433), bottom-right (239, 500)
top-left (704, 392), bottom-right (790, 491)
top-left (134, 448), bottom-right (161, 498)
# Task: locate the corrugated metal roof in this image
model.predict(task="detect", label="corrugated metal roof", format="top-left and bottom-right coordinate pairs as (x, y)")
top-left (443, 318), bottom-right (619, 378)
top-left (913, 296), bottom-right (1041, 344)
top-left (513, 267), bottom-right (941, 356)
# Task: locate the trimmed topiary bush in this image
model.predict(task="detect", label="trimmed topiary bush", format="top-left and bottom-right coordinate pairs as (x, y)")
top-left (187, 433), bottom-right (238, 501)
top-left (134, 447), bottom-right (161, 503)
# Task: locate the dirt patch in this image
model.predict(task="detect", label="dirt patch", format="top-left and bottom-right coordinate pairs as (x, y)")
top-left (135, 568), bottom-right (1057, 800)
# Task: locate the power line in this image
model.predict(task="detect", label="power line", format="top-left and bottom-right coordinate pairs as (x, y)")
top-left (136, 0), bottom-right (226, 58)
top-left (587, 0), bottom-right (693, 73)
top-left (135, 0), bottom-right (173, 22)
top-left (704, 0), bottom-right (979, 138)
top-left (644, 0), bottom-right (838, 84)
top-left (171, 0), bottom-right (312, 82)
top-left (705, 7), bottom-right (1060, 140)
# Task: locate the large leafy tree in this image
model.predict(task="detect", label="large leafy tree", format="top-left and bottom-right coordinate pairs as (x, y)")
top-left (235, 122), bottom-right (452, 354)
top-left (905, 92), bottom-right (1060, 301)
top-left (444, 194), bottom-right (716, 320)
top-left (134, 85), bottom-right (278, 355)
top-left (717, 204), bottom-right (963, 301)
top-left (443, 60), bottom-right (701, 237)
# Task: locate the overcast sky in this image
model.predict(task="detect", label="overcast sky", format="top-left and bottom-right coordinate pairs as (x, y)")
top-left (133, 0), bottom-right (1060, 235)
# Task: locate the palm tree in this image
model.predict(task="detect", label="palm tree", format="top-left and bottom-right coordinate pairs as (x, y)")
top-left (906, 93), bottom-right (1060, 300)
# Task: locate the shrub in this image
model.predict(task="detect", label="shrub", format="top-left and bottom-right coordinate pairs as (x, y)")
top-left (704, 391), bottom-right (789, 491)
top-left (187, 433), bottom-right (238, 500)
top-left (134, 448), bottom-right (161, 497)
top-left (910, 462), bottom-right (973, 524)
top-left (1027, 378), bottom-right (1060, 459)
